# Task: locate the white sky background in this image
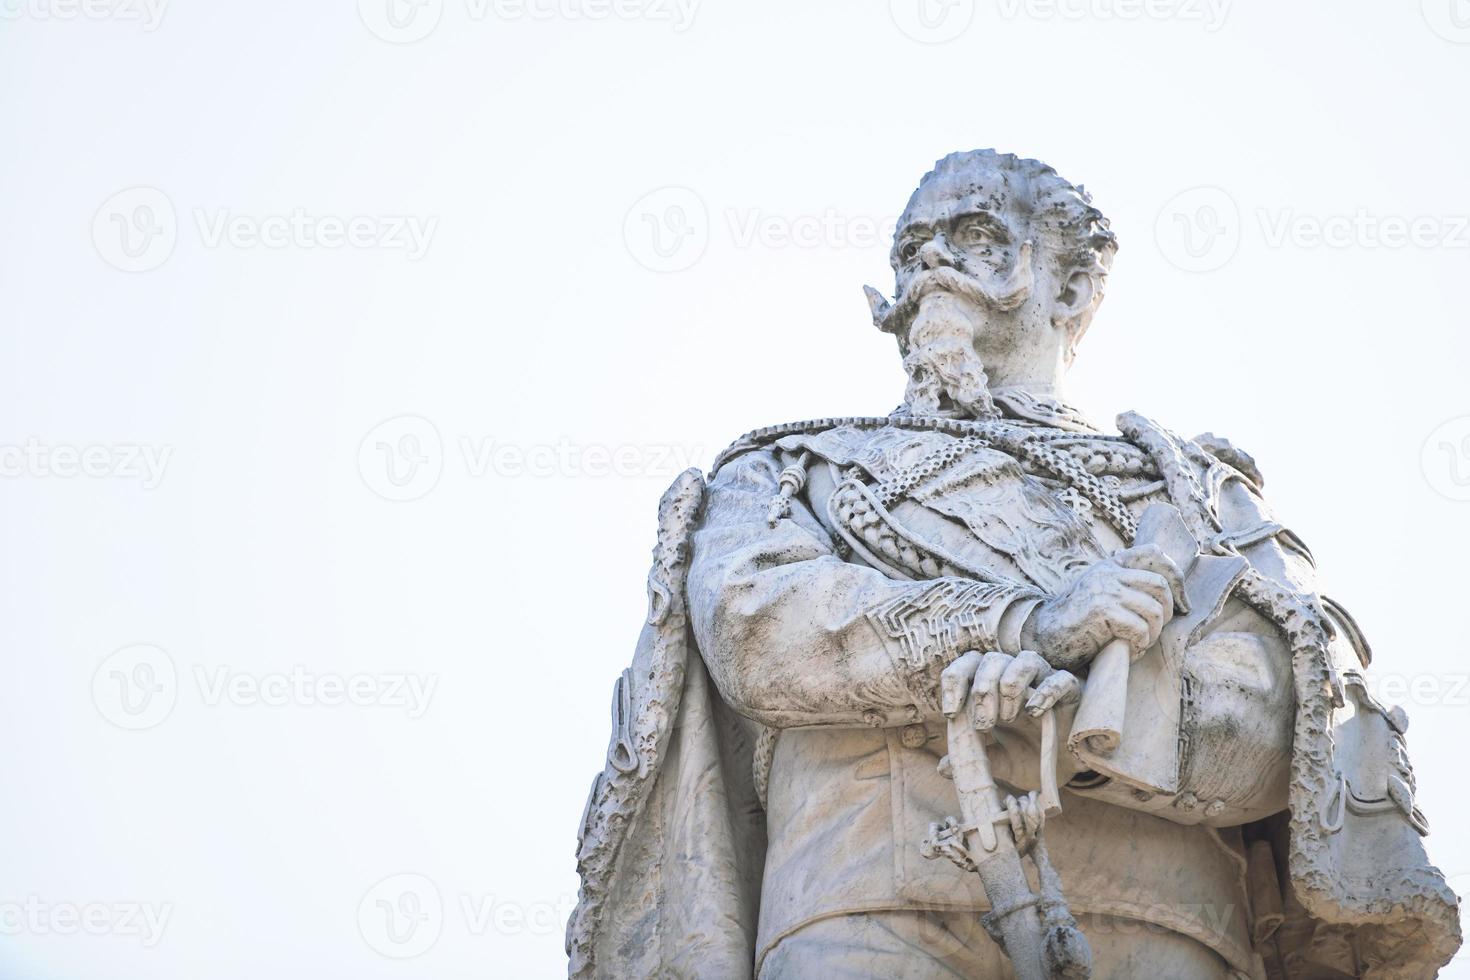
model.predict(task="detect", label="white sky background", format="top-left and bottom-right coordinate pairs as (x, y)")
top-left (2, 0), bottom-right (1469, 977)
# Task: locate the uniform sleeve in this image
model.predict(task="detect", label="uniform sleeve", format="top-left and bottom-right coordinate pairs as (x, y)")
top-left (687, 448), bottom-right (1043, 728)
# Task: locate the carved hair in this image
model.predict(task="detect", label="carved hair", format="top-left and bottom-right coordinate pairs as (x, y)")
top-left (897, 149), bottom-right (1119, 356)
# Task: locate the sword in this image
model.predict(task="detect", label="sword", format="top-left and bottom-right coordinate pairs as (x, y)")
top-left (922, 697), bottom-right (1091, 979)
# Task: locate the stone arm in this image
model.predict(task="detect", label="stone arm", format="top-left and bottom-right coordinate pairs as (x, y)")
top-left (688, 449), bottom-right (1043, 729)
top-left (1214, 470), bottom-right (1369, 681)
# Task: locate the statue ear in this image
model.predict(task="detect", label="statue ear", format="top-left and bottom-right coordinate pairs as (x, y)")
top-left (1053, 268), bottom-right (1097, 328)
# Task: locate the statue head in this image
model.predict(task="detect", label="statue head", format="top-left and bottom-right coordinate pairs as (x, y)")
top-left (866, 150), bottom-right (1118, 418)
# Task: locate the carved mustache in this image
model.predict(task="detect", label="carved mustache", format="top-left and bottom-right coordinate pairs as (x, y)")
top-left (864, 240), bottom-right (1035, 338)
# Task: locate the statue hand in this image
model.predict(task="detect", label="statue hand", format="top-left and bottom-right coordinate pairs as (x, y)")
top-left (1020, 544), bottom-right (1187, 672)
top-left (939, 650), bottom-right (1081, 732)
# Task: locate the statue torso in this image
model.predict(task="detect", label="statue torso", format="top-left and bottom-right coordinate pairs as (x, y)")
top-left (748, 416), bottom-right (1303, 972)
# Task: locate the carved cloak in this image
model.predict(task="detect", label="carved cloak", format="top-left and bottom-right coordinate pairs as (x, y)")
top-left (565, 469), bottom-right (766, 979)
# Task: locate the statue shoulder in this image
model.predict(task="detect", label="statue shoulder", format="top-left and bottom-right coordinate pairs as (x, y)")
top-left (709, 414), bottom-right (899, 476)
top-left (1192, 431), bottom-right (1265, 490)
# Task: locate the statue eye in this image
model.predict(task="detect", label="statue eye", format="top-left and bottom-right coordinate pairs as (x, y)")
top-left (954, 221), bottom-right (993, 246)
top-left (900, 240), bottom-right (923, 262)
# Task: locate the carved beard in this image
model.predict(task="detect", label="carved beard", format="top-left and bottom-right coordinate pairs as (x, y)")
top-left (901, 292), bottom-right (997, 418)
top-left (876, 243), bottom-right (1034, 420)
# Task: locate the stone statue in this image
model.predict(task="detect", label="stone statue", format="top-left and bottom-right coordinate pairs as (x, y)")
top-left (566, 150), bottom-right (1461, 978)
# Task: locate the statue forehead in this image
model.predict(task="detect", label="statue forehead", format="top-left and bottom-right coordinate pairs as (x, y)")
top-left (897, 165), bottom-right (1027, 230)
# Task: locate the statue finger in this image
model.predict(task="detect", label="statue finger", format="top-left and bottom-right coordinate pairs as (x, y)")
top-left (969, 651), bottom-right (1011, 730)
top-left (1025, 670), bottom-right (1081, 716)
top-left (1115, 569), bottom-right (1173, 619)
top-left (998, 649), bottom-right (1050, 723)
top-left (940, 650), bottom-right (983, 717)
top-left (1116, 588), bottom-right (1167, 647)
top-left (1108, 609), bottom-right (1152, 657)
top-left (1022, 792), bottom-right (1042, 838)
top-left (1114, 544), bottom-right (1189, 614)
top-left (1004, 794), bottom-right (1026, 844)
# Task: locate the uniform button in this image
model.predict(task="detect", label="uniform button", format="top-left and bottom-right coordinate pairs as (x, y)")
top-left (901, 723), bottom-right (928, 748)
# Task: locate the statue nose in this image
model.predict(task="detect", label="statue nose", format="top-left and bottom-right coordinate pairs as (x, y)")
top-left (919, 235), bottom-right (957, 270)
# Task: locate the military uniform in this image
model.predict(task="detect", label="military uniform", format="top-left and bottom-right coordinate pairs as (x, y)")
top-left (568, 400), bottom-right (1458, 980)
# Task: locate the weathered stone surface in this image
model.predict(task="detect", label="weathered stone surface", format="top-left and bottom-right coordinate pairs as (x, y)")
top-left (569, 150), bottom-right (1460, 979)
